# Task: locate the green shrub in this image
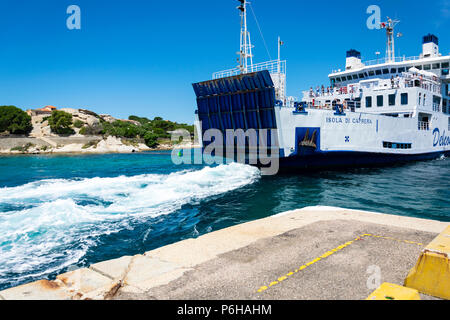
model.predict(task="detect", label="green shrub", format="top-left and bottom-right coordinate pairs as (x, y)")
top-left (143, 132), bottom-right (159, 148)
top-left (79, 124), bottom-right (103, 135)
top-left (101, 120), bottom-right (145, 138)
top-left (129, 115), bottom-right (150, 125)
top-left (82, 140), bottom-right (100, 149)
top-left (11, 143), bottom-right (34, 152)
top-left (0, 106), bottom-right (33, 135)
top-left (73, 120), bottom-right (84, 128)
top-left (48, 110), bottom-right (74, 135)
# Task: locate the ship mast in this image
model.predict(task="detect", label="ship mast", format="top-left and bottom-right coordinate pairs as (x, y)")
top-left (237, 0), bottom-right (253, 73)
top-left (380, 17), bottom-right (400, 62)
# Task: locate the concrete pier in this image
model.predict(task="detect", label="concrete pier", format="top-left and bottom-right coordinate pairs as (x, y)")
top-left (1, 206), bottom-right (448, 300)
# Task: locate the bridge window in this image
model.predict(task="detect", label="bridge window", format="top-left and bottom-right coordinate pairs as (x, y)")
top-left (347, 76), bottom-right (352, 81)
top-left (401, 93), bottom-right (408, 105)
top-left (382, 69), bottom-right (389, 74)
top-left (377, 95), bottom-right (384, 107)
top-left (416, 65), bottom-right (423, 70)
top-left (423, 64), bottom-right (431, 70)
top-left (398, 67), bottom-right (406, 73)
top-left (375, 70), bottom-right (382, 75)
top-left (352, 74), bottom-right (358, 80)
top-left (366, 96), bottom-right (372, 108)
top-left (369, 70), bottom-right (375, 76)
top-left (443, 62), bottom-right (450, 68)
top-left (358, 73), bottom-right (364, 79)
top-left (389, 94), bottom-right (396, 106)
top-left (391, 68), bottom-right (397, 74)
top-left (433, 63), bottom-right (440, 69)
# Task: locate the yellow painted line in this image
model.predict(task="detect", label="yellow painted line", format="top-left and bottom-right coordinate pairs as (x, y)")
top-left (256, 233), bottom-right (425, 294)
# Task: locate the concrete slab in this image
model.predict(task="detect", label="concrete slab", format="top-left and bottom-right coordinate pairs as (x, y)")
top-left (56, 268), bottom-right (113, 297)
top-left (122, 255), bottom-right (187, 292)
top-left (0, 280), bottom-right (71, 300)
top-left (90, 255), bottom-right (134, 280)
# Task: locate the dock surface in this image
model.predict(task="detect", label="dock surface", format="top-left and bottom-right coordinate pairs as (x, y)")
top-left (1, 206), bottom-right (448, 300)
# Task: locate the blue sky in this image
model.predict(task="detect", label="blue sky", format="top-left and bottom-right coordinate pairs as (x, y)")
top-left (0, 0), bottom-right (449, 124)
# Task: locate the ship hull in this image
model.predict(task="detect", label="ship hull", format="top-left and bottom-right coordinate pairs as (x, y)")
top-left (276, 150), bottom-right (449, 172)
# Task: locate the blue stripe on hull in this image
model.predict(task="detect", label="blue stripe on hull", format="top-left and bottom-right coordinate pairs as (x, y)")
top-left (278, 150), bottom-right (448, 171)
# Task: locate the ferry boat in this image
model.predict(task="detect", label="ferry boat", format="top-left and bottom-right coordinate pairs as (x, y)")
top-left (192, 1), bottom-right (450, 170)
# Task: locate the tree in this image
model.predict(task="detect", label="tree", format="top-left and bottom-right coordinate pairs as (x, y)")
top-left (144, 132), bottom-right (159, 148)
top-left (0, 106), bottom-right (33, 135)
top-left (129, 115), bottom-right (150, 125)
top-left (48, 110), bottom-right (74, 135)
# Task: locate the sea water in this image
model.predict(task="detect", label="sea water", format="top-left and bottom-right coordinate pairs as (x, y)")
top-left (0, 152), bottom-right (448, 290)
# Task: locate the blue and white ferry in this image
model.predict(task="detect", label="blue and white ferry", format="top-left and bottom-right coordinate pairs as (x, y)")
top-left (192, 1), bottom-right (450, 170)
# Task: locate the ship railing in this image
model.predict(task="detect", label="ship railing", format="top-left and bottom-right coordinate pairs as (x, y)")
top-left (362, 55), bottom-right (422, 67)
top-left (306, 74), bottom-right (441, 99)
top-left (418, 121), bottom-right (430, 131)
top-left (302, 101), bottom-right (356, 113)
top-left (212, 60), bottom-right (286, 80)
top-left (303, 84), bottom-right (361, 98)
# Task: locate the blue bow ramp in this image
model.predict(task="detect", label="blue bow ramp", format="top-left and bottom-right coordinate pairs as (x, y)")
top-left (193, 70), bottom-right (278, 149)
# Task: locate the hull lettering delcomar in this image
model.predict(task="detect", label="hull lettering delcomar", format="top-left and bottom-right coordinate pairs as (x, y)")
top-left (433, 128), bottom-right (450, 147)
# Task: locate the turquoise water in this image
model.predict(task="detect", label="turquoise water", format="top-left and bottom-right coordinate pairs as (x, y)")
top-left (0, 152), bottom-right (448, 290)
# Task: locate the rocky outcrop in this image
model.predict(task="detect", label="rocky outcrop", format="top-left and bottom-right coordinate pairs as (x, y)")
top-left (1, 108), bottom-right (199, 154)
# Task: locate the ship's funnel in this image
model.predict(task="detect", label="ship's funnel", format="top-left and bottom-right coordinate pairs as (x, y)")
top-left (345, 49), bottom-right (364, 70)
top-left (422, 34), bottom-right (439, 58)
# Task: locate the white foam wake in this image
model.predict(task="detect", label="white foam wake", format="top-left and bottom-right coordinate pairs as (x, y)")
top-left (0, 163), bottom-right (260, 286)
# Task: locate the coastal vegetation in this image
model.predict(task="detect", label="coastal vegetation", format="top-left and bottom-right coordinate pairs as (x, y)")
top-left (92, 116), bottom-right (194, 148)
top-left (11, 143), bottom-right (34, 152)
top-left (73, 119), bottom-right (84, 128)
top-left (48, 110), bottom-right (75, 135)
top-left (82, 140), bottom-right (100, 149)
top-left (0, 106), bottom-right (33, 135)
top-left (0, 105), bottom-right (195, 151)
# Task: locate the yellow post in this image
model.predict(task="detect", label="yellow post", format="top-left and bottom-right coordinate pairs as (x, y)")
top-left (404, 225), bottom-right (450, 300)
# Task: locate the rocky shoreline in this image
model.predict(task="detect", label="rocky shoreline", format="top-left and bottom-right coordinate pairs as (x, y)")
top-left (0, 136), bottom-right (197, 155)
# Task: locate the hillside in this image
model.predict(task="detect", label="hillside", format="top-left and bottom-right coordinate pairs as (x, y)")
top-left (0, 106), bottom-right (196, 154)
